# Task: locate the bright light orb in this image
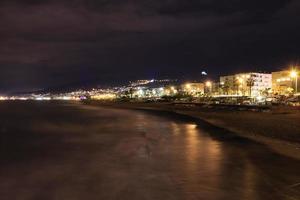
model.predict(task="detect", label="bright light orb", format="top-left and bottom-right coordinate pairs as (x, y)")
top-left (290, 70), bottom-right (298, 78)
top-left (205, 81), bottom-right (212, 87)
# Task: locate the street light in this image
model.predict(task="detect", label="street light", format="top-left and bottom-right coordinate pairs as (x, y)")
top-left (205, 81), bottom-right (212, 95)
top-left (290, 70), bottom-right (298, 93)
top-left (170, 86), bottom-right (177, 94)
top-left (205, 81), bottom-right (212, 87)
top-left (185, 83), bottom-right (192, 94)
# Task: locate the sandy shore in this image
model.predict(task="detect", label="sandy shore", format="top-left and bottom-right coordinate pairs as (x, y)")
top-left (87, 101), bottom-right (300, 160)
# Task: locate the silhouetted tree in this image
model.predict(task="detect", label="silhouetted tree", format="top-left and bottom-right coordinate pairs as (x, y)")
top-left (247, 77), bottom-right (255, 96)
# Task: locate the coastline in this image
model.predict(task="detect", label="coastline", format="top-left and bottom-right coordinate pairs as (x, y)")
top-left (86, 101), bottom-right (300, 160)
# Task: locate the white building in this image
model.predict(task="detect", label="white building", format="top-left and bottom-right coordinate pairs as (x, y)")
top-left (220, 72), bottom-right (272, 97)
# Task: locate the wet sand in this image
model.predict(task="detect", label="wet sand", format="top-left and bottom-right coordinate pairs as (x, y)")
top-left (94, 101), bottom-right (300, 160)
top-left (0, 101), bottom-right (300, 200)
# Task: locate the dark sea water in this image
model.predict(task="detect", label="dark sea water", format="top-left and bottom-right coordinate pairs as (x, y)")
top-left (0, 101), bottom-right (299, 200)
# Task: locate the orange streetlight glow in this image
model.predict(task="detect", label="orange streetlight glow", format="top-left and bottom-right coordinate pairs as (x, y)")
top-left (290, 69), bottom-right (298, 93)
top-left (205, 81), bottom-right (212, 87)
top-left (290, 70), bottom-right (298, 78)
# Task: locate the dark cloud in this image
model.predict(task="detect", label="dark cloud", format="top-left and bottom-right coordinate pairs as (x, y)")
top-left (0, 0), bottom-right (299, 93)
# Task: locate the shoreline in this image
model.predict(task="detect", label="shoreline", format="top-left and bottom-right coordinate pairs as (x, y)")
top-left (86, 101), bottom-right (300, 160)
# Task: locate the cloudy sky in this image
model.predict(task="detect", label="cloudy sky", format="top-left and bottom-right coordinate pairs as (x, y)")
top-left (0, 0), bottom-right (299, 93)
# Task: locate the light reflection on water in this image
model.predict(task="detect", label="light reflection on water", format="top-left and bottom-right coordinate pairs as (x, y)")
top-left (183, 124), bottom-right (223, 199)
top-left (241, 160), bottom-right (258, 200)
top-left (0, 103), bottom-right (300, 200)
top-left (145, 116), bottom-right (300, 200)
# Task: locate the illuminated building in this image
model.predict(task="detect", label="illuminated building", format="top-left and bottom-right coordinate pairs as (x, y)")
top-left (220, 73), bottom-right (272, 97)
top-left (182, 83), bottom-right (205, 96)
top-left (91, 93), bottom-right (116, 100)
top-left (272, 70), bottom-right (299, 95)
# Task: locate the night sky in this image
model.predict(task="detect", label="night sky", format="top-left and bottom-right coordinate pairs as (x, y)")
top-left (0, 0), bottom-right (299, 93)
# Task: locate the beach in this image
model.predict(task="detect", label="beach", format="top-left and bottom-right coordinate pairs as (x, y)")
top-left (90, 101), bottom-right (300, 160)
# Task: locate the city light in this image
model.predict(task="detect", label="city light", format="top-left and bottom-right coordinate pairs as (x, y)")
top-left (170, 86), bottom-right (178, 94)
top-left (290, 70), bottom-right (298, 78)
top-left (91, 94), bottom-right (116, 100)
top-left (290, 69), bottom-right (298, 93)
top-left (0, 72), bottom-right (299, 101)
top-left (185, 83), bottom-right (191, 89)
top-left (35, 97), bottom-right (51, 101)
top-left (0, 96), bottom-right (8, 101)
top-left (238, 78), bottom-right (244, 84)
top-left (205, 81), bottom-right (212, 87)
top-left (256, 95), bottom-right (263, 101)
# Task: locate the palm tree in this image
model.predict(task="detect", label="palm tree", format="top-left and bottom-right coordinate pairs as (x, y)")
top-left (246, 77), bottom-right (255, 96)
top-left (233, 78), bottom-right (239, 95)
top-left (222, 80), bottom-right (230, 95)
